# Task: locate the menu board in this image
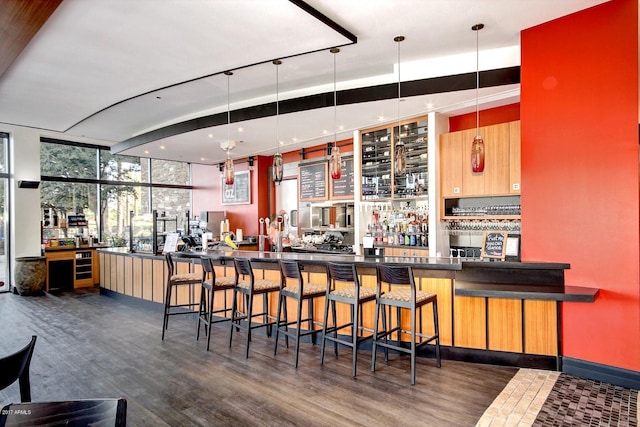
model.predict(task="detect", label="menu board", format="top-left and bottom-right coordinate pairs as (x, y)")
top-left (299, 163), bottom-right (328, 201)
top-left (330, 157), bottom-right (354, 199)
top-left (481, 230), bottom-right (507, 260)
top-left (221, 170), bottom-right (251, 205)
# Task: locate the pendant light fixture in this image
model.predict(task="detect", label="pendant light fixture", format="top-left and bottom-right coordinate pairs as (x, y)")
top-left (223, 71), bottom-right (235, 185)
top-left (394, 35), bottom-right (407, 176)
top-left (329, 47), bottom-right (342, 180)
top-left (272, 59), bottom-right (284, 184)
top-left (471, 23), bottom-right (485, 173)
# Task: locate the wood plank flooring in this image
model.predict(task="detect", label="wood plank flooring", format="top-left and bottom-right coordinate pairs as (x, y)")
top-left (0, 289), bottom-right (517, 426)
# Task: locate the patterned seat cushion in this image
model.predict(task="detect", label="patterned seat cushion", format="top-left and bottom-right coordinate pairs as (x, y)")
top-left (170, 272), bottom-right (201, 283)
top-left (282, 283), bottom-right (325, 296)
top-left (330, 286), bottom-right (376, 300)
top-left (237, 279), bottom-right (280, 291)
top-left (382, 289), bottom-right (435, 303)
top-left (203, 276), bottom-right (235, 288)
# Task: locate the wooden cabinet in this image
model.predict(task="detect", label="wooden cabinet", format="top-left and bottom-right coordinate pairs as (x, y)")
top-left (440, 121), bottom-right (520, 199)
top-left (509, 121), bottom-right (521, 194)
top-left (46, 248), bottom-right (98, 291)
top-left (439, 131), bottom-right (463, 197)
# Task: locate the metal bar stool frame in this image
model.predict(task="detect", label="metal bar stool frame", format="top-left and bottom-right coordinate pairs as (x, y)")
top-left (229, 257), bottom-right (280, 358)
top-left (197, 256), bottom-right (236, 351)
top-left (274, 260), bottom-right (326, 368)
top-left (321, 262), bottom-right (378, 377)
top-left (162, 252), bottom-right (202, 340)
top-left (371, 264), bottom-right (441, 385)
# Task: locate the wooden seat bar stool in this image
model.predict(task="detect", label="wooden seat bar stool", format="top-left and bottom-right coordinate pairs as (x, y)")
top-left (274, 260), bottom-right (326, 368)
top-left (229, 257), bottom-right (281, 358)
top-left (321, 262), bottom-right (377, 377)
top-left (197, 256), bottom-right (236, 351)
top-left (162, 252), bottom-right (202, 340)
top-left (372, 264), bottom-right (441, 385)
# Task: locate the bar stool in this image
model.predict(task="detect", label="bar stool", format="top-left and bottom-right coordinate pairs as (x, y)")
top-left (197, 256), bottom-right (236, 351)
top-left (229, 257), bottom-right (280, 358)
top-left (162, 252), bottom-right (202, 340)
top-left (274, 260), bottom-right (326, 368)
top-left (372, 264), bottom-right (441, 385)
top-left (321, 262), bottom-right (377, 377)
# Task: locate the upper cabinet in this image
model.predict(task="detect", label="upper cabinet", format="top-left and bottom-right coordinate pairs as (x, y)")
top-left (440, 120), bottom-right (520, 199)
top-left (361, 116), bottom-right (428, 201)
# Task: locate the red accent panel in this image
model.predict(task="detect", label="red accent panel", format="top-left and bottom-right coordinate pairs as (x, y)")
top-left (521, 0), bottom-right (639, 371)
top-left (449, 103), bottom-right (520, 132)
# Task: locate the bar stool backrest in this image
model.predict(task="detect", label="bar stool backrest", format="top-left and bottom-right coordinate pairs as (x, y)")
top-left (279, 260), bottom-right (303, 287)
top-left (377, 264), bottom-right (415, 287)
top-left (200, 256), bottom-right (215, 280)
top-left (165, 252), bottom-right (175, 277)
top-left (233, 258), bottom-right (254, 283)
top-left (327, 262), bottom-right (358, 286)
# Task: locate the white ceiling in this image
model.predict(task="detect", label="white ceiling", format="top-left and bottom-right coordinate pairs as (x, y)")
top-left (0, 0), bottom-right (609, 165)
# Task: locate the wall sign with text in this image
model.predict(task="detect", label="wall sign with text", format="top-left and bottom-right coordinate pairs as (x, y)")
top-left (221, 170), bottom-right (251, 205)
top-left (299, 162), bottom-right (328, 201)
top-left (330, 157), bottom-right (354, 199)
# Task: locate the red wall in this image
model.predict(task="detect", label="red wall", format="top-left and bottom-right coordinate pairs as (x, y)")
top-left (192, 156), bottom-right (271, 236)
top-left (449, 103), bottom-right (520, 132)
top-left (521, 0), bottom-right (639, 371)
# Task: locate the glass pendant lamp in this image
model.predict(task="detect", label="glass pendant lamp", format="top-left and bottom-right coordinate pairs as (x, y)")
top-left (272, 60), bottom-right (284, 184)
top-left (394, 36), bottom-right (407, 176)
top-left (329, 47), bottom-right (342, 180)
top-left (223, 71), bottom-right (235, 185)
top-left (471, 24), bottom-right (485, 173)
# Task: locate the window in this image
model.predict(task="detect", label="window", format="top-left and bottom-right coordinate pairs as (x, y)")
top-left (40, 139), bottom-right (192, 248)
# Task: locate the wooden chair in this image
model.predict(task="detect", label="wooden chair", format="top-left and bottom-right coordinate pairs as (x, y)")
top-left (229, 258), bottom-right (280, 358)
top-left (372, 264), bottom-right (441, 385)
top-left (197, 256), bottom-right (235, 351)
top-left (0, 335), bottom-right (37, 402)
top-left (320, 262), bottom-right (377, 377)
top-left (274, 260), bottom-right (326, 368)
top-left (161, 252), bottom-right (201, 340)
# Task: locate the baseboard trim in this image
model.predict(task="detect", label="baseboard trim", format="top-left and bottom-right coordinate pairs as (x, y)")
top-left (563, 357), bottom-right (640, 389)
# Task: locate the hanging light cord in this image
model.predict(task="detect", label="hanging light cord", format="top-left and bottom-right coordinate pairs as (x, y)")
top-left (476, 26), bottom-right (479, 135)
top-left (275, 60), bottom-right (280, 153)
top-left (473, 24), bottom-right (484, 136)
top-left (226, 71), bottom-right (231, 159)
top-left (333, 50), bottom-right (337, 148)
top-left (395, 36), bottom-right (404, 142)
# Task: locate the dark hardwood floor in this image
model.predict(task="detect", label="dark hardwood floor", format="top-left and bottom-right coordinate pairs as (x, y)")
top-left (0, 289), bottom-right (517, 426)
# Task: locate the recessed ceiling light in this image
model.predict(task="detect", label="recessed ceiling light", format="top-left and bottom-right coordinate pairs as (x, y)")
top-left (339, 125), bottom-right (344, 130)
top-left (237, 127), bottom-right (244, 132)
top-left (208, 133), bottom-right (214, 139)
top-left (378, 116), bottom-right (384, 121)
top-left (160, 146), bottom-right (165, 150)
top-left (427, 103), bottom-right (434, 109)
top-left (144, 150), bottom-right (149, 154)
top-left (322, 130), bottom-right (329, 135)
top-left (292, 137), bottom-right (297, 142)
top-left (200, 157), bottom-right (205, 161)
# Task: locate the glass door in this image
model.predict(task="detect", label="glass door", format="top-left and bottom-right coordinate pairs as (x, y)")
top-left (0, 133), bottom-right (10, 292)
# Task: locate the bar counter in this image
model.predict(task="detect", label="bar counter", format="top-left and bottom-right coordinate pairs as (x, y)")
top-left (97, 247), bottom-right (598, 369)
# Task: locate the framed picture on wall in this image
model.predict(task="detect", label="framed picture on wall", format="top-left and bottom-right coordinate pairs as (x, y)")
top-left (221, 170), bottom-right (251, 205)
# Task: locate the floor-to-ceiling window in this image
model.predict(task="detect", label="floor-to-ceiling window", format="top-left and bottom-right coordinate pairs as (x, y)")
top-left (40, 138), bottom-right (192, 248)
top-left (0, 133), bottom-right (9, 292)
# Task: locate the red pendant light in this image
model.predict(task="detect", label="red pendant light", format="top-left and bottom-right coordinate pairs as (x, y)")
top-left (329, 47), bottom-right (342, 180)
top-left (394, 35), bottom-right (407, 176)
top-left (471, 24), bottom-right (485, 173)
